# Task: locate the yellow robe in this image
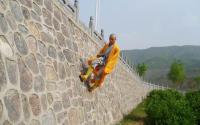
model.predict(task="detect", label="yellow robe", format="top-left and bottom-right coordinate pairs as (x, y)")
top-left (98, 43), bottom-right (120, 74)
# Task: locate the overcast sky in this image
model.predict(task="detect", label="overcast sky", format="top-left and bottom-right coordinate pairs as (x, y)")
top-left (76, 0), bottom-right (200, 50)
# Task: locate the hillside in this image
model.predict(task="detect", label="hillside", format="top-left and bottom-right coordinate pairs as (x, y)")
top-left (122, 45), bottom-right (200, 89)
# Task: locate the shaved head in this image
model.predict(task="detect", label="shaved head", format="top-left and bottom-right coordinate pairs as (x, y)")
top-left (109, 34), bottom-right (116, 40)
top-left (109, 33), bottom-right (117, 45)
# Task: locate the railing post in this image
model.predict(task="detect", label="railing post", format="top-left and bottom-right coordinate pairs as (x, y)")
top-left (62, 0), bottom-right (67, 4)
top-left (101, 29), bottom-right (104, 40)
top-left (74, 0), bottom-right (79, 22)
top-left (89, 16), bottom-right (94, 36)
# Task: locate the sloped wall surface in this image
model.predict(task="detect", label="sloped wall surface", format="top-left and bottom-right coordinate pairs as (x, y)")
top-left (0, 0), bottom-right (153, 125)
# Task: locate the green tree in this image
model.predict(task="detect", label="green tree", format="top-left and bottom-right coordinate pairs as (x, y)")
top-left (136, 63), bottom-right (148, 77)
top-left (194, 76), bottom-right (200, 89)
top-left (168, 60), bottom-right (186, 85)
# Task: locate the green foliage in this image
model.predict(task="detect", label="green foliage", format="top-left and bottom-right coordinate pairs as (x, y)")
top-left (136, 63), bottom-right (148, 77)
top-left (145, 89), bottom-right (196, 125)
top-left (168, 60), bottom-right (186, 85)
top-left (186, 91), bottom-right (200, 124)
top-left (194, 76), bottom-right (200, 88)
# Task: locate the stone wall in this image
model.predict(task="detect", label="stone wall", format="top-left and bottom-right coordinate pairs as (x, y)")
top-left (0, 0), bottom-right (153, 125)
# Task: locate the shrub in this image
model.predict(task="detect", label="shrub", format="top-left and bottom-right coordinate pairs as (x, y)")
top-left (145, 89), bottom-right (196, 125)
top-left (186, 90), bottom-right (200, 124)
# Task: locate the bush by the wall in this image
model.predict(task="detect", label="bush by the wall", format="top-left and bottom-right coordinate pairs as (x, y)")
top-left (186, 90), bottom-right (200, 124)
top-left (145, 89), bottom-right (196, 125)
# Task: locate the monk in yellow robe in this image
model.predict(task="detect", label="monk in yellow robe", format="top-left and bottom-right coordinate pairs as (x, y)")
top-left (80, 34), bottom-right (120, 92)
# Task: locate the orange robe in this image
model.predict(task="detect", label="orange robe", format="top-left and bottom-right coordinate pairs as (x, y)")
top-left (91, 43), bottom-right (120, 86)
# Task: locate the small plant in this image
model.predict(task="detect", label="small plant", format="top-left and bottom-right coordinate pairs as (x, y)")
top-left (136, 63), bottom-right (148, 78)
top-left (168, 60), bottom-right (186, 86)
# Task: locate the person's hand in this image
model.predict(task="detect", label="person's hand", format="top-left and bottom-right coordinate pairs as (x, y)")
top-left (99, 83), bottom-right (104, 88)
top-left (96, 54), bottom-right (100, 58)
top-left (103, 70), bottom-right (108, 75)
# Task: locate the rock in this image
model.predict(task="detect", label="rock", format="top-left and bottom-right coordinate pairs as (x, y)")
top-left (9, 0), bottom-right (23, 22)
top-left (21, 94), bottom-right (30, 121)
top-left (29, 94), bottom-right (41, 116)
top-left (25, 54), bottom-right (39, 74)
top-left (38, 63), bottom-right (46, 76)
top-left (19, 0), bottom-right (32, 8)
top-left (31, 10), bottom-right (41, 22)
top-left (53, 101), bottom-right (62, 112)
top-left (68, 108), bottom-right (80, 125)
top-left (4, 89), bottom-right (21, 122)
top-left (42, 8), bottom-right (52, 26)
top-left (57, 111), bottom-right (67, 123)
top-left (63, 49), bottom-right (74, 63)
top-left (54, 6), bottom-right (61, 21)
top-left (3, 120), bottom-right (12, 125)
top-left (44, 0), bottom-right (53, 12)
top-left (34, 75), bottom-right (45, 92)
top-left (34, 0), bottom-right (43, 5)
top-left (0, 100), bottom-right (3, 119)
top-left (0, 54), bottom-right (6, 92)
top-left (30, 119), bottom-right (41, 125)
top-left (62, 92), bottom-right (71, 109)
top-left (0, 13), bottom-right (8, 33)
top-left (38, 41), bottom-right (47, 56)
top-left (61, 24), bottom-right (69, 37)
top-left (66, 39), bottom-right (73, 50)
top-left (41, 94), bottom-right (47, 111)
top-left (47, 93), bottom-right (53, 105)
top-left (18, 58), bottom-right (33, 92)
top-left (66, 79), bottom-right (71, 88)
top-left (5, 11), bottom-right (17, 30)
top-left (58, 63), bottom-right (66, 79)
top-left (21, 6), bottom-right (30, 20)
top-left (64, 63), bottom-right (71, 77)
top-left (26, 35), bottom-right (37, 53)
top-left (27, 22), bottom-right (40, 39)
top-left (18, 24), bottom-right (29, 35)
top-left (5, 59), bottom-right (17, 85)
top-left (53, 18), bottom-right (60, 31)
top-left (46, 81), bottom-right (56, 91)
top-left (57, 81), bottom-right (67, 91)
top-left (41, 109), bottom-right (56, 125)
top-left (36, 53), bottom-right (45, 63)
top-left (33, 2), bottom-right (41, 16)
top-left (48, 46), bottom-right (57, 59)
top-left (41, 31), bottom-right (53, 44)
top-left (18, 121), bottom-right (25, 125)
top-left (56, 32), bottom-right (66, 47)
top-left (0, 36), bottom-right (14, 58)
top-left (0, 0), bottom-right (7, 12)
top-left (58, 51), bottom-right (65, 62)
top-left (53, 61), bottom-right (57, 71)
top-left (14, 32), bottom-right (28, 55)
top-left (46, 65), bottom-right (58, 81)
top-left (73, 42), bottom-right (78, 52)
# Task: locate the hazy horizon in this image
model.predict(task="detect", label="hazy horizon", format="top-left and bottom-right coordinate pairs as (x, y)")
top-left (78, 0), bottom-right (200, 50)
top-left (122, 44), bottom-right (200, 51)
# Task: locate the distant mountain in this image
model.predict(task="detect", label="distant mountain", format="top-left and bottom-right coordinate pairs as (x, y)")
top-left (121, 45), bottom-right (200, 90)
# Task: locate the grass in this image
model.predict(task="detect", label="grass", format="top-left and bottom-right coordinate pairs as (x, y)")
top-left (117, 99), bottom-right (147, 125)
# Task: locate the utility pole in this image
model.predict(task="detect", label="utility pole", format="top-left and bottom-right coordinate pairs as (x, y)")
top-left (95, 0), bottom-right (100, 30)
